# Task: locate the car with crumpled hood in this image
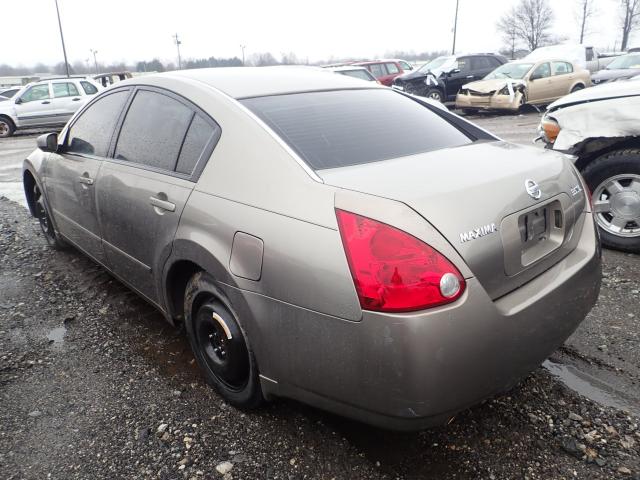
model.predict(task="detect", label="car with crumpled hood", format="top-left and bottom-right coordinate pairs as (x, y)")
top-left (23, 67), bottom-right (601, 430)
top-left (538, 80), bottom-right (640, 252)
top-left (456, 59), bottom-right (590, 113)
top-left (591, 53), bottom-right (640, 85)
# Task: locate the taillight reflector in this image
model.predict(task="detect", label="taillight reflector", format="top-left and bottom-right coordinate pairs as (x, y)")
top-left (335, 209), bottom-right (466, 313)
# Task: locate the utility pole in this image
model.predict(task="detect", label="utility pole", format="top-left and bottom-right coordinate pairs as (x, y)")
top-left (240, 44), bottom-right (246, 66)
top-left (90, 49), bottom-right (98, 74)
top-left (173, 33), bottom-right (182, 70)
top-left (452, 0), bottom-right (460, 55)
top-left (54, 0), bottom-right (70, 78)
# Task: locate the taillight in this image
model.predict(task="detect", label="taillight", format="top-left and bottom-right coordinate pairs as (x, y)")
top-left (335, 209), bottom-right (466, 313)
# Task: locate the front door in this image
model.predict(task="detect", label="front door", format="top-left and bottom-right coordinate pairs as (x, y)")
top-left (526, 62), bottom-right (554, 104)
top-left (444, 56), bottom-right (472, 100)
top-left (14, 83), bottom-right (54, 127)
top-left (96, 88), bottom-right (215, 304)
top-left (45, 89), bottom-right (131, 262)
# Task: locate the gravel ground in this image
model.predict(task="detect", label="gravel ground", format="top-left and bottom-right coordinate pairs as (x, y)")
top-left (1, 113), bottom-right (640, 479)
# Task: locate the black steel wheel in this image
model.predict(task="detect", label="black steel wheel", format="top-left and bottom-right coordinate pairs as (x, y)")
top-left (184, 272), bottom-right (263, 408)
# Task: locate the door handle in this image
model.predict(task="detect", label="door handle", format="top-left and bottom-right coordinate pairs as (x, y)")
top-left (72, 97), bottom-right (81, 101)
top-left (466, 75), bottom-right (474, 79)
top-left (150, 196), bottom-right (176, 212)
top-left (41, 101), bottom-right (51, 104)
top-left (78, 176), bottom-right (94, 185)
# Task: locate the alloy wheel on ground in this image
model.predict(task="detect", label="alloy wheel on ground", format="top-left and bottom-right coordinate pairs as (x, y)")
top-left (592, 173), bottom-right (640, 238)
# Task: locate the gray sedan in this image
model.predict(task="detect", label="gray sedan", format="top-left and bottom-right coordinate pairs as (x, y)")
top-left (23, 67), bottom-right (601, 430)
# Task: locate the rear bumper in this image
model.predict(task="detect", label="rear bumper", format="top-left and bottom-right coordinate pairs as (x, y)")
top-left (456, 92), bottom-right (522, 111)
top-left (228, 213), bottom-right (601, 431)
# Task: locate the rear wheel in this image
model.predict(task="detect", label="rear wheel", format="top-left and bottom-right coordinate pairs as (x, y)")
top-left (33, 183), bottom-right (67, 249)
top-left (581, 149), bottom-right (640, 253)
top-left (571, 84), bottom-right (585, 93)
top-left (425, 88), bottom-right (444, 103)
top-left (0, 117), bottom-right (15, 138)
top-left (184, 272), bottom-right (263, 408)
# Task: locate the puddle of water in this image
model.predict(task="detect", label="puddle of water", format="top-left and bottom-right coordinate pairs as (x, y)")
top-left (47, 326), bottom-right (66, 349)
top-left (543, 359), bottom-right (640, 417)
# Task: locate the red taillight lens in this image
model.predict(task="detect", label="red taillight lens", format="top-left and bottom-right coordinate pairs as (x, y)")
top-left (335, 209), bottom-right (466, 313)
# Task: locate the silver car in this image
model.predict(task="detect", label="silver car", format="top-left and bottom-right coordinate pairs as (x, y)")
top-left (23, 67), bottom-right (601, 430)
top-left (0, 77), bottom-right (100, 137)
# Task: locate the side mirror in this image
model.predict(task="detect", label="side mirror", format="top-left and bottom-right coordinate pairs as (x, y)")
top-left (37, 133), bottom-right (58, 153)
top-left (15, 97), bottom-right (22, 105)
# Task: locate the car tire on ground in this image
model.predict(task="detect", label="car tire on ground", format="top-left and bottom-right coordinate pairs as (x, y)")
top-left (425, 88), bottom-right (444, 103)
top-left (33, 183), bottom-right (67, 250)
top-left (184, 272), bottom-right (263, 409)
top-left (581, 149), bottom-right (640, 253)
top-left (0, 116), bottom-right (15, 138)
top-left (461, 108), bottom-right (478, 115)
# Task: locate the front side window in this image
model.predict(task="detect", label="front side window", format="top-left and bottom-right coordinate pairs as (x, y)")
top-left (20, 84), bottom-right (50, 103)
top-left (399, 61), bottom-right (413, 71)
top-left (532, 63), bottom-right (551, 79)
top-left (67, 90), bottom-right (129, 157)
top-left (242, 89), bottom-right (471, 170)
top-left (456, 58), bottom-right (470, 73)
top-left (81, 81), bottom-right (98, 95)
top-left (52, 82), bottom-right (80, 98)
top-left (386, 63), bottom-right (400, 74)
top-left (114, 90), bottom-right (192, 171)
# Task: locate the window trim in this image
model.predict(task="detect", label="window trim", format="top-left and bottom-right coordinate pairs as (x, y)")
top-left (108, 85), bottom-right (221, 182)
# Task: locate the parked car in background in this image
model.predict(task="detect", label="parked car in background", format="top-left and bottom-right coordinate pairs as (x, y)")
top-left (352, 59), bottom-right (413, 86)
top-left (591, 53), bottom-right (640, 84)
top-left (392, 53), bottom-right (507, 102)
top-left (0, 77), bottom-right (101, 137)
top-left (94, 71), bottom-right (133, 88)
top-left (456, 59), bottom-right (590, 113)
top-left (327, 66), bottom-right (379, 83)
top-left (0, 86), bottom-right (21, 100)
top-left (538, 81), bottom-right (640, 252)
top-left (23, 67), bottom-right (600, 430)
top-left (525, 44), bottom-right (619, 73)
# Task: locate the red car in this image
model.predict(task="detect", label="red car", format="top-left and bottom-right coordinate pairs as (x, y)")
top-left (352, 59), bottom-right (414, 86)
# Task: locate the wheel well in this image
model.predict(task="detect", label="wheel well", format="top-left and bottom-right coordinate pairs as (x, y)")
top-left (166, 260), bottom-right (203, 325)
top-left (23, 170), bottom-right (37, 217)
top-left (0, 114), bottom-right (16, 129)
top-left (574, 137), bottom-right (640, 172)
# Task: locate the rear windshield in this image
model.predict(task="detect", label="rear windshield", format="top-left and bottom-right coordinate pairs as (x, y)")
top-left (241, 89), bottom-right (471, 170)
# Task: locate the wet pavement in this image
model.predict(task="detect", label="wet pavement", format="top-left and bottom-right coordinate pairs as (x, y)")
top-left (1, 114), bottom-right (640, 479)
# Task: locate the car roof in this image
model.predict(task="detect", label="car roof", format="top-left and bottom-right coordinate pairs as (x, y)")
top-left (145, 66), bottom-right (384, 99)
top-left (328, 66), bottom-right (370, 72)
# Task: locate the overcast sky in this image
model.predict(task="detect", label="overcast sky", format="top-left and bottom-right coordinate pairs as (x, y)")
top-left (4, 0), bottom-right (633, 67)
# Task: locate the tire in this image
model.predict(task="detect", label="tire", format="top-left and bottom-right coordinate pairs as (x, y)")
top-left (184, 272), bottom-right (263, 408)
top-left (425, 88), bottom-right (444, 103)
top-left (0, 116), bottom-right (15, 138)
top-left (571, 84), bottom-right (585, 93)
top-left (461, 108), bottom-right (478, 115)
top-left (32, 182), bottom-right (67, 250)
top-left (581, 149), bottom-right (640, 253)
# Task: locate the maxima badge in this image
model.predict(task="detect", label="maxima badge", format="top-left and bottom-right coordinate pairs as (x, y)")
top-left (460, 223), bottom-right (498, 243)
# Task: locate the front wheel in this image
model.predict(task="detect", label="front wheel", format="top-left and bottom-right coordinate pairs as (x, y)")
top-left (184, 272), bottom-right (263, 408)
top-left (33, 183), bottom-right (67, 250)
top-left (581, 149), bottom-right (640, 253)
top-left (425, 88), bottom-right (444, 103)
top-left (0, 117), bottom-right (15, 138)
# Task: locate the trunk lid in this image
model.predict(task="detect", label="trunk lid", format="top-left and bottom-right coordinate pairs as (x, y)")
top-left (319, 141), bottom-right (587, 299)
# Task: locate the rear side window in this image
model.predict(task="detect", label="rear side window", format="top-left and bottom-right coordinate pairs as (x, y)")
top-left (115, 90), bottom-right (192, 171)
top-left (81, 81), bottom-right (98, 95)
top-left (340, 70), bottom-right (374, 81)
top-left (368, 63), bottom-right (387, 77)
top-left (67, 90), bottom-right (129, 157)
top-left (386, 62), bottom-right (400, 74)
top-left (176, 114), bottom-right (218, 175)
top-left (53, 82), bottom-right (79, 98)
top-left (552, 61), bottom-right (573, 75)
top-left (242, 89), bottom-right (471, 170)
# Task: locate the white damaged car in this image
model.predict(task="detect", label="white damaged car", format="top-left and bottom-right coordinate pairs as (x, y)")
top-left (538, 81), bottom-right (640, 252)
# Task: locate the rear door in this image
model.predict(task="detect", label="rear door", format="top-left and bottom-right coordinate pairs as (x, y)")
top-left (13, 83), bottom-right (54, 126)
top-left (367, 63), bottom-right (392, 85)
top-left (96, 88), bottom-right (220, 304)
top-left (50, 81), bottom-right (84, 124)
top-left (550, 61), bottom-right (574, 98)
top-left (45, 88), bottom-right (131, 262)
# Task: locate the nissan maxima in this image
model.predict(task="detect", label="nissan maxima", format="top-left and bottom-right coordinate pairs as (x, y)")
top-left (22, 67), bottom-right (601, 430)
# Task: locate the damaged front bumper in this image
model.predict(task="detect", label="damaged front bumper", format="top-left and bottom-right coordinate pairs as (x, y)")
top-left (456, 89), bottom-right (525, 111)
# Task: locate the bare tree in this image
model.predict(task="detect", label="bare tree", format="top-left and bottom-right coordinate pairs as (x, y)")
top-left (497, 0), bottom-right (554, 52)
top-left (497, 7), bottom-right (520, 58)
top-left (576, 0), bottom-right (596, 43)
top-left (619, 0), bottom-right (640, 50)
